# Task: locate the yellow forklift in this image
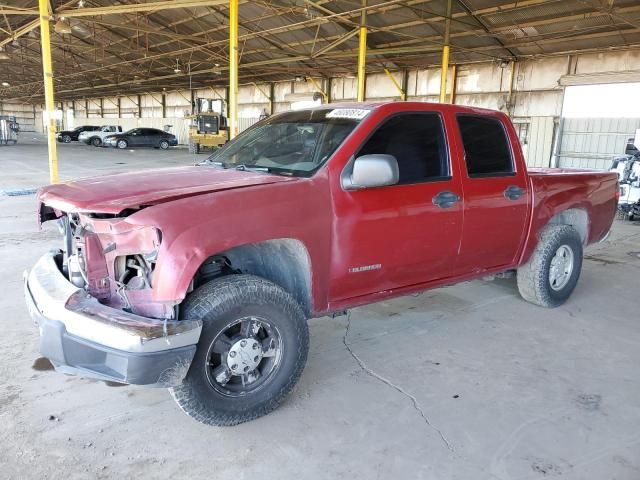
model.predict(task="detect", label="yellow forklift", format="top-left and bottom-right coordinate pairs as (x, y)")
top-left (187, 98), bottom-right (229, 154)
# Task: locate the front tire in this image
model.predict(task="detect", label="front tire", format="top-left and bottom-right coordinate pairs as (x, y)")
top-left (517, 224), bottom-right (583, 307)
top-left (170, 275), bottom-right (309, 426)
top-left (159, 140), bottom-right (170, 150)
top-left (116, 139), bottom-right (128, 149)
top-left (91, 137), bottom-right (102, 147)
top-left (62, 135), bottom-right (71, 143)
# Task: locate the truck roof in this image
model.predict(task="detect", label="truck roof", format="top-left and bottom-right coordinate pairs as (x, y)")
top-left (303, 101), bottom-right (505, 116)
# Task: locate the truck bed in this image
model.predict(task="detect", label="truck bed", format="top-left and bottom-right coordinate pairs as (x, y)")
top-left (526, 167), bottom-right (618, 247)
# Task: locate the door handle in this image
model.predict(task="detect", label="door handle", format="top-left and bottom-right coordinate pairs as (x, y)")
top-left (504, 185), bottom-right (525, 201)
top-left (432, 191), bottom-right (460, 209)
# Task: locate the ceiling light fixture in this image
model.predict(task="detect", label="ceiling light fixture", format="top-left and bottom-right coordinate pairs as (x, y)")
top-left (1, 82), bottom-right (9, 87)
top-left (0, 49), bottom-right (9, 61)
top-left (173, 59), bottom-right (181, 74)
top-left (54, 17), bottom-right (72, 34)
top-left (77, 0), bottom-right (85, 7)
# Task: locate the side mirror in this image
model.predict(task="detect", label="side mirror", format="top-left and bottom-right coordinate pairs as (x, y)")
top-left (342, 154), bottom-right (399, 190)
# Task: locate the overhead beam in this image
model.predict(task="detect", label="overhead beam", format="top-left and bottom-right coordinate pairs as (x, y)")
top-left (0, 0), bottom-right (77, 48)
top-left (57, 1), bottom-right (230, 18)
top-left (0, 8), bottom-right (39, 15)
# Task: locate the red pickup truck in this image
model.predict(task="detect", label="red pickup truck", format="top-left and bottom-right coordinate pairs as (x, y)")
top-left (25, 102), bottom-right (617, 426)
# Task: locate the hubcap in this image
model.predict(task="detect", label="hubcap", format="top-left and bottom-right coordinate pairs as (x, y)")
top-left (549, 244), bottom-right (574, 291)
top-left (205, 316), bottom-right (282, 397)
top-left (226, 338), bottom-right (262, 373)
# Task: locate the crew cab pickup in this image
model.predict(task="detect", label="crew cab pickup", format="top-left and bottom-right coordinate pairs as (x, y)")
top-left (25, 102), bottom-right (617, 426)
top-left (78, 125), bottom-right (124, 147)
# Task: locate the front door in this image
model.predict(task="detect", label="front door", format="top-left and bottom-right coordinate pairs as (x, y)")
top-left (453, 113), bottom-right (530, 273)
top-left (330, 111), bottom-right (464, 302)
top-left (128, 129), bottom-right (144, 146)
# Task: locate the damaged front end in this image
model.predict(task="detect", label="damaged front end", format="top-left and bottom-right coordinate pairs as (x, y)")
top-left (57, 209), bottom-right (172, 319)
top-left (25, 204), bottom-right (201, 387)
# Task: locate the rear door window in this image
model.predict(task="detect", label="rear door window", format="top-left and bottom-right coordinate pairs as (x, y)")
top-left (456, 115), bottom-right (514, 177)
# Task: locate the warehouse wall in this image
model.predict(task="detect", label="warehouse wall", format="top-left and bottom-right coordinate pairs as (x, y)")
top-left (0, 102), bottom-right (36, 131)
top-left (2, 48), bottom-right (640, 165)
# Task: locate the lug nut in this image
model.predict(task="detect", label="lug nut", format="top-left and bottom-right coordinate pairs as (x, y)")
top-left (243, 366), bottom-right (249, 372)
top-left (231, 364), bottom-right (237, 370)
top-left (229, 351), bottom-right (236, 358)
top-left (240, 340), bottom-right (247, 347)
top-left (252, 343), bottom-right (259, 350)
top-left (254, 356), bottom-right (259, 362)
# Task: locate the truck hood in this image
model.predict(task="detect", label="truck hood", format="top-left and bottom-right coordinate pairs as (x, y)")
top-left (38, 166), bottom-right (298, 214)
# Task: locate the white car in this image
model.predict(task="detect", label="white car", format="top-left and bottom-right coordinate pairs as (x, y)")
top-left (79, 125), bottom-right (123, 147)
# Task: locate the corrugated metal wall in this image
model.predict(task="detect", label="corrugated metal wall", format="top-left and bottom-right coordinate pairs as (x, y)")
top-left (526, 116), bottom-right (556, 167)
top-left (557, 117), bottom-right (640, 169)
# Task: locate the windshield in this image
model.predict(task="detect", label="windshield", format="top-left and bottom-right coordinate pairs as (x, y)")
top-left (206, 108), bottom-right (368, 177)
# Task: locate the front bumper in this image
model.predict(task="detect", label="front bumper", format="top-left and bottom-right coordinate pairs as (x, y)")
top-left (24, 251), bottom-right (202, 387)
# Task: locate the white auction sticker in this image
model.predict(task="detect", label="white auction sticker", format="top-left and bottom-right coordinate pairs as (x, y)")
top-left (326, 108), bottom-right (370, 120)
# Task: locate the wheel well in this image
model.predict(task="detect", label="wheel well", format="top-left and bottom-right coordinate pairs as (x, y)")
top-left (193, 239), bottom-right (313, 315)
top-left (547, 208), bottom-right (589, 244)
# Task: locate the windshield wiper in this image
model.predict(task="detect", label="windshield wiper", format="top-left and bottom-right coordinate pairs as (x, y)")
top-left (233, 164), bottom-right (271, 173)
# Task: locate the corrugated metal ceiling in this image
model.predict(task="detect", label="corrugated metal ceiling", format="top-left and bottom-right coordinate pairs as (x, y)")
top-left (0, 0), bottom-right (639, 101)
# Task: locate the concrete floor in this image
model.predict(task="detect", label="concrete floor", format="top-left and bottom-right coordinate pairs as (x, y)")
top-left (2, 134), bottom-right (640, 480)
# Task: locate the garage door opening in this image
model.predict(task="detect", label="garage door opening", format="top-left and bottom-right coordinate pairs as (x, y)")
top-left (557, 83), bottom-right (640, 169)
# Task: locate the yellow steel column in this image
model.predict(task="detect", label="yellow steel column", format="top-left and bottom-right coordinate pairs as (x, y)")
top-left (439, 0), bottom-right (452, 104)
top-left (38, 0), bottom-right (58, 183)
top-left (356, 0), bottom-right (367, 102)
top-left (229, 0), bottom-right (238, 139)
top-left (449, 64), bottom-right (457, 104)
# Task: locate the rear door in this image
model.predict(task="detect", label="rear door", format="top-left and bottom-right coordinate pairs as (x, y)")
top-left (143, 129), bottom-right (161, 146)
top-left (453, 113), bottom-right (530, 273)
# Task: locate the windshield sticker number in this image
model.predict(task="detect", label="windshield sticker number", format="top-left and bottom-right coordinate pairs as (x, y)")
top-left (326, 109), bottom-right (370, 120)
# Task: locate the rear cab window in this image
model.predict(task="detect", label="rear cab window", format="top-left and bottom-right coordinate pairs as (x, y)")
top-left (456, 114), bottom-right (514, 177)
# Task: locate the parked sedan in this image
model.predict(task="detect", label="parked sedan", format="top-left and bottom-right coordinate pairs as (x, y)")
top-left (56, 125), bottom-right (101, 143)
top-left (104, 128), bottom-right (178, 150)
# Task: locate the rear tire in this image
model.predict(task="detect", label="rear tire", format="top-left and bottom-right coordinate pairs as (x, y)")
top-left (91, 137), bottom-right (102, 147)
top-left (170, 275), bottom-right (309, 426)
top-left (517, 224), bottom-right (583, 308)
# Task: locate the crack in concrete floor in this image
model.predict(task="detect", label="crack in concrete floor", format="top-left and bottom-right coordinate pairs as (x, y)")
top-left (342, 311), bottom-right (454, 452)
